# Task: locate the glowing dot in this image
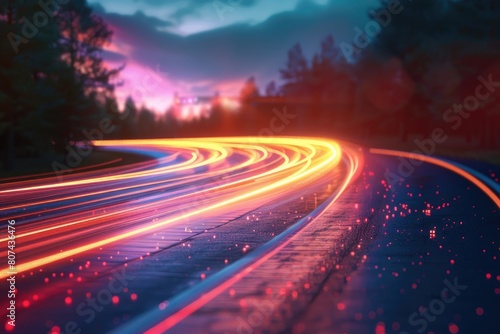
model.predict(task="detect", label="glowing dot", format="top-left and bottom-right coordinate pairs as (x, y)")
top-left (337, 302), bottom-right (345, 311)
top-left (486, 273), bottom-right (491, 279)
top-left (131, 293), bottom-right (137, 301)
top-left (200, 273), bottom-right (206, 279)
top-left (112, 296), bottom-right (119, 304)
top-left (159, 301), bottom-right (168, 310)
top-left (5, 321), bottom-right (15, 331)
top-left (449, 323), bottom-right (459, 333)
top-left (50, 326), bottom-right (61, 334)
top-left (375, 322), bottom-right (386, 334)
top-left (64, 297), bottom-right (72, 305)
top-left (33, 294), bottom-right (39, 301)
top-left (476, 307), bottom-right (484, 316)
top-left (22, 300), bottom-right (30, 308)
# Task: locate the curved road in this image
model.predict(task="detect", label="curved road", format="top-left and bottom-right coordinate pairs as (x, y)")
top-left (0, 137), bottom-right (497, 334)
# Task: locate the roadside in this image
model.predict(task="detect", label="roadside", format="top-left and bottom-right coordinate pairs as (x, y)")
top-left (0, 148), bottom-right (152, 180)
top-left (345, 135), bottom-right (500, 166)
top-left (295, 154), bottom-right (500, 334)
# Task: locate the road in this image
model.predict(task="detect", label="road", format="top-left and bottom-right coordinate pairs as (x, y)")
top-left (0, 138), bottom-right (498, 334)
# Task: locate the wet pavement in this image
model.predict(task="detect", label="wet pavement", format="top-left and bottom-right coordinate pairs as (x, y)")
top-left (157, 153), bottom-right (499, 334)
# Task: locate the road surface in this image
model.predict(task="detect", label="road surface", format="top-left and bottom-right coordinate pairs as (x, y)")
top-left (0, 137), bottom-right (497, 334)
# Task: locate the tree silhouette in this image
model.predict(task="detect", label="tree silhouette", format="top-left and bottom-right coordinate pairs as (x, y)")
top-left (1, 0), bottom-right (64, 167)
top-left (280, 43), bottom-right (308, 95)
top-left (121, 96), bottom-right (138, 138)
top-left (240, 76), bottom-right (260, 102)
top-left (265, 80), bottom-right (278, 97)
top-left (0, 0), bottom-right (122, 171)
top-left (55, 0), bottom-right (121, 144)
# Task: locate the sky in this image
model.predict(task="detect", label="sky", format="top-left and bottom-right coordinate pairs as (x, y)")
top-left (90, 0), bottom-right (378, 112)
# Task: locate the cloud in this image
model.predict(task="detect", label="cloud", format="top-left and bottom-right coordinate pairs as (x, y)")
top-left (168, 0), bottom-right (258, 22)
top-left (95, 0), bottom-right (377, 110)
top-left (101, 49), bottom-right (128, 62)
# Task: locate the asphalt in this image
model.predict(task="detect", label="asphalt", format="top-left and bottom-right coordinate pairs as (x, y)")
top-left (289, 154), bottom-right (500, 334)
top-left (1, 143), bottom-right (498, 334)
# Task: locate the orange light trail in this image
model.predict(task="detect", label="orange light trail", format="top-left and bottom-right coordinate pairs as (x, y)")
top-left (0, 138), bottom-right (346, 280)
top-left (142, 143), bottom-right (361, 334)
top-left (369, 148), bottom-right (500, 208)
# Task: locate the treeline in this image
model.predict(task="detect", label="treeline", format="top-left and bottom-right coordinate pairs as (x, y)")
top-left (1, 0), bottom-right (499, 172)
top-left (175, 0), bottom-right (500, 147)
top-left (0, 0), bottom-right (121, 169)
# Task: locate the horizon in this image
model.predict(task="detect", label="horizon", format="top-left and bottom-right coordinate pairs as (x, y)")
top-left (93, 0), bottom-right (377, 112)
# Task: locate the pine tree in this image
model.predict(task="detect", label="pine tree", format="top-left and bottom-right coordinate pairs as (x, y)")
top-left (53, 0), bottom-right (121, 144)
top-left (280, 43), bottom-right (308, 96)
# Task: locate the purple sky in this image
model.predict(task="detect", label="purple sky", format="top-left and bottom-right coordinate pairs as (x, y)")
top-left (91, 0), bottom-right (378, 112)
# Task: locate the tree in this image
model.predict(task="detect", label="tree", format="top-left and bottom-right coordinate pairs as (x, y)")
top-left (265, 80), bottom-right (278, 97)
top-left (0, 0), bottom-right (63, 168)
top-left (280, 43), bottom-right (308, 95)
top-left (137, 107), bottom-right (156, 138)
top-left (362, 0), bottom-right (500, 144)
top-left (239, 76), bottom-right (260, 103)
top-left (318, 35), bottom-right (340, 68)
top-left (53, 0), bottom-right (122, 145)
top-left (0, 0), bottom-right (123, 171)
top-left (121, 96), bottom-right (138, 138)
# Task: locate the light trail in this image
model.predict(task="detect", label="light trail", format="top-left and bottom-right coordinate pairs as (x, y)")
top-left (369, 148), bottom-right (500, 208)
top-left (139, 144), bottom-right (362, 334)
top-left (0, 138), bottom-right (350, 280)
top-left (4, 140), bottom-right (495, 334)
